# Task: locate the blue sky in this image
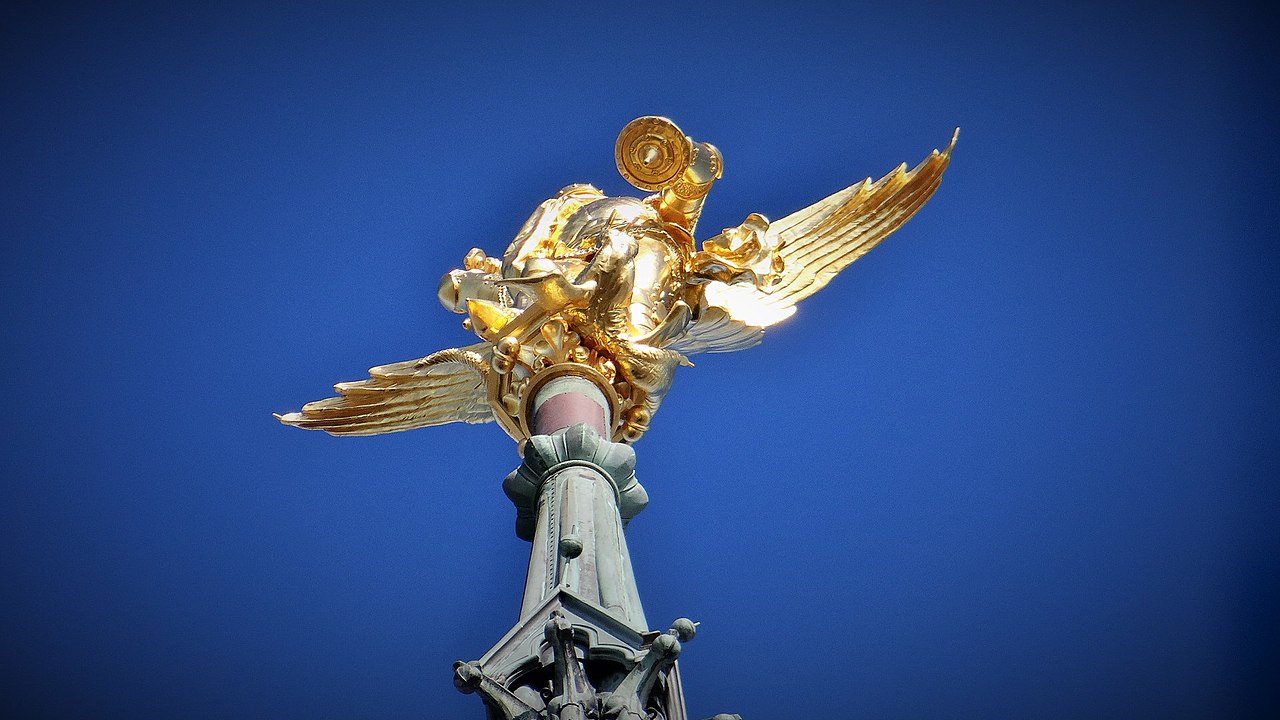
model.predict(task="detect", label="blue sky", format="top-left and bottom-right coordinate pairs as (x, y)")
top-left (2, 1), bottom-right (1276, 718)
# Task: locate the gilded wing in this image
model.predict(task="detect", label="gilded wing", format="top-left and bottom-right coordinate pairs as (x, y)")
top-left (666, 283), bottom-right (776, 355)
top-left (275, 344), bottom-right (493, 436)
top-left (670, 130), bottom-right (957, 355)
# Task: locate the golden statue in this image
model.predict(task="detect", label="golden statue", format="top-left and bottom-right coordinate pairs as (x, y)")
top-left (278, 117), bottom-right (956, 442)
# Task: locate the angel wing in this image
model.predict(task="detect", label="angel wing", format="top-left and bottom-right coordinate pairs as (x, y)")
top-left (670, 130), bottom-right (957, 355)
top-left (275, 344), bottom-right (493, 436)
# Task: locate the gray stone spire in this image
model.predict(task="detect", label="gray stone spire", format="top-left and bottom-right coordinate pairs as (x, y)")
top-left (504, 422), bottom-right (650, 630)
top-left (453, 375), bottom-right (738, 720)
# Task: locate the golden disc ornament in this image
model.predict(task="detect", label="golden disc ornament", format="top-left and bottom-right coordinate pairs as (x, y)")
top-left (615, 116), bottom-right (693, 191)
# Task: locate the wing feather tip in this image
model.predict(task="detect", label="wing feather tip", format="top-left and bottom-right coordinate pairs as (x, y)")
top-left (936, 128), bottom-right (959, 158)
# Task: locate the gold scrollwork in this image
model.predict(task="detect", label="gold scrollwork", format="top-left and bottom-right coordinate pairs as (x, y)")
top-left (669, 176), bottom-right (713, 201)
top-left (482, 313), bottom-right (649, 443)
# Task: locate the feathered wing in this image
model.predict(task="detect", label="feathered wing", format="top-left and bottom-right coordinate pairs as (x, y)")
top-left (665, 283), bottom-right (776, 354)
top-left (276, 344), bottom-right (493, 436)
top-left (670, 130), bottom-right (957, 355)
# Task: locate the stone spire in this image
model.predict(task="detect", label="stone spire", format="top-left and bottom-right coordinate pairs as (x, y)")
top-left (453, 374), bottom-right (738, 720)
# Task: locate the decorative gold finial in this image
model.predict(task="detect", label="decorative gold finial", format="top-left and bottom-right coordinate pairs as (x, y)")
top-left (278, 118), bottom-right (957, 443)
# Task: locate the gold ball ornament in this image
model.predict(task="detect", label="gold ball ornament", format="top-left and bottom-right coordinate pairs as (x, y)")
top-left (496, 336), bottom-right (521, 359)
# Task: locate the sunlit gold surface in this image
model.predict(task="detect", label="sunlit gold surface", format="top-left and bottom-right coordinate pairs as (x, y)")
top-left (278, 119), bottom-right (956, 442)
top-left (616, 116), bottom-right (692, 192)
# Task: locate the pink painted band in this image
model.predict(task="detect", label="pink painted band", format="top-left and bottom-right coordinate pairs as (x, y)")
top-left (533, 391), bottom-right (608, 436)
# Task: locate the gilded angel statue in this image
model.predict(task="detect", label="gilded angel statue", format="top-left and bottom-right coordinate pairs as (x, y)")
top-left (278, 117), bottom-right (956, 442)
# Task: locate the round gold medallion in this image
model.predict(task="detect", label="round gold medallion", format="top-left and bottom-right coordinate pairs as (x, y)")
top-left (615, 116), bottom-right (692, 192)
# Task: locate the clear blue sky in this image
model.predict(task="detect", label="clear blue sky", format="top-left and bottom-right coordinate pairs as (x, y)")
top-left (2, 1), bottom-right (1276, 718)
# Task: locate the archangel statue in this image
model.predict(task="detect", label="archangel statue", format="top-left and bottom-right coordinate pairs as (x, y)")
top-left (278, 117), bottom-right (956, 442)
